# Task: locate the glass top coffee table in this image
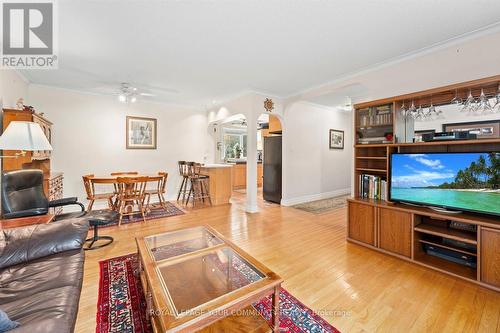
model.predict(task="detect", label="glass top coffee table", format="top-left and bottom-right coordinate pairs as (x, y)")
top-left (136, 225), bottom-right (283, 332)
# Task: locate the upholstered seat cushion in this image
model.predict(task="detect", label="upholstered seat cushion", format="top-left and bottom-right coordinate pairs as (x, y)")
top-left (0, 250), bottom-right (84, 302)
top-left (2, 286), bottom-right (82, 333)
top-left (85, 209), bottom-right (119, 226)
top-left (0, 250), bottom-right (84, 333)
top-left (0, 219), bottom-right (88, 269)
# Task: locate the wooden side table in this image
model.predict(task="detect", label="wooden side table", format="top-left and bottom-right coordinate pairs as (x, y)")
top-left (0, 214), bottom-right (55, 229)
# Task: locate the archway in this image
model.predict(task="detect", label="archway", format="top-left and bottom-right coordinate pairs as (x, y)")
top-left (235, 113), bottom-right (283, 206)
top-left (217, 114), bottom-right (248, 165)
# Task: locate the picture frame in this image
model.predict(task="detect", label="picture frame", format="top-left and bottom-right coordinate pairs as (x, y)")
top-left (329, 129), bottom-right (344, 149)
top-left (442, 120), bottom-right (500, 139)
top-left (126, 116), bottom-right (157, 149)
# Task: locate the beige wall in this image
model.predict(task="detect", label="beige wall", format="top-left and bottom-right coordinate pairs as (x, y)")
top-left (28, 85), bottom-right (211, 207)
top-left (282, 102), bottom-right (352, 205)
top-left (0, 70), bottom-right (29, 110)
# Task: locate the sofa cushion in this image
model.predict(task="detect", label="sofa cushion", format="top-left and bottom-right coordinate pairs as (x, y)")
top-left (2, 285), bottom-right (82, 333)
top-left (0, 218), bottom-right (88, 269)
top-left (0, 250), bottom-right (84, 303)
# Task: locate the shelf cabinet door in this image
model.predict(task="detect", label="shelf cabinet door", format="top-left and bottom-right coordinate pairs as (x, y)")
top-left (480, 227), bottom-right (500, 288)
top-left (348, 201), bottom-right (375, 246)
top-left (378, 208), bottom-right (412, 258)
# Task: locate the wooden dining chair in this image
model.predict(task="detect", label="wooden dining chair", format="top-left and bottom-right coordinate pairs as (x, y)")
top-left (115, 176), bottom-right (149, 225)
top-left (110, 172), bottom-right (139, 196)
top-left (145, 172), bottom-right (168, 210)
top-left (82, 174), bottom-right (115, 211)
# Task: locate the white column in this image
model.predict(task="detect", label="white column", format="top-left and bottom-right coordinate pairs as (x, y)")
top-left (246, 114), bottom-right (258, 213)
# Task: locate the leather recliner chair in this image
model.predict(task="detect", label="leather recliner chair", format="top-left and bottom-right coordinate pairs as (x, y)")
top-left (1, 169), bottom-right (86, 220)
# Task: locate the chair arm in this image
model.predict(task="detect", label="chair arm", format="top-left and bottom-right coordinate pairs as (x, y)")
top-left (49, 197), bottom-right (85, 211)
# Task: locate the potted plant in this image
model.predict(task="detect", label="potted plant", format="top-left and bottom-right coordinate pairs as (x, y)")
top-left (234, 143), bottom-right (242, 159)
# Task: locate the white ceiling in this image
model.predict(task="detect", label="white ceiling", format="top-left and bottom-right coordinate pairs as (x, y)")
top-left (21, 0), bottom-right (500, 107)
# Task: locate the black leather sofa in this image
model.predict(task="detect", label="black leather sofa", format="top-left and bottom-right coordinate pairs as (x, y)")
top-left (0, 218), bottom-right (88, 333)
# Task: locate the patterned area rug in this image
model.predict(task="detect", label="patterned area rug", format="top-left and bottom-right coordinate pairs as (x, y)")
top-left (101, 202), bottom-right (185, 227)
top-left (292, 195), bottom-right (349, 214)
top-left (97, 254), bottom-right (340, 333)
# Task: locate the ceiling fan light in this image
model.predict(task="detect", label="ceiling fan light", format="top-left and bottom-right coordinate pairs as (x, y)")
top-left (118, 94), bottom-right (127, 103)
top-left (130, 96), bottom-right (137, 103)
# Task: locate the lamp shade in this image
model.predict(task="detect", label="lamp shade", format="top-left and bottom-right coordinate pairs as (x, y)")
top-left (0, 121), bottom-right (53, 151)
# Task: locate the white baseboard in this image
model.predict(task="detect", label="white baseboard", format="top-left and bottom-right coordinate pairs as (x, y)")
top-left (281, 188), bottom-right (351, 206)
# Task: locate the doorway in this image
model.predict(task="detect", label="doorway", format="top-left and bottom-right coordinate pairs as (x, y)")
top-left (217, 113), bottom-right (283, 208)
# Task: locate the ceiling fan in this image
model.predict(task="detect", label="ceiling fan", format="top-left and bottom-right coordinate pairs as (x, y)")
top-left (57, 66), bottom-right (179, 103)
top-left (116, 82), bottom-right (156, 104)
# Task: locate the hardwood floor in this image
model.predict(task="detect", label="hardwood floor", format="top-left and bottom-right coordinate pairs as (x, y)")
top-left (76, 192), bottom-right (500, 333)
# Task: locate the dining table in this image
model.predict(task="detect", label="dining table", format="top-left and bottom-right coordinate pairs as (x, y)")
top-left (88, 173), bottom-right (165, 212)
top-left (89, 173), bottom-right (163, 181)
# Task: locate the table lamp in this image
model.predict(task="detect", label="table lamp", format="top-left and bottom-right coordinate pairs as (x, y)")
top-left (0, 121), bottom-right (53, 158)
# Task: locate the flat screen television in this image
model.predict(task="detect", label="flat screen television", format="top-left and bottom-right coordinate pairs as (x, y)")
top-left (390, 152), bottom-right (500, 217)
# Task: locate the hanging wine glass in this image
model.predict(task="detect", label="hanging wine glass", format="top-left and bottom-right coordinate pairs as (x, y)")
top-left (428, 102), bottom-right (436, 120)
top-left (435, 108), bottom-right (444, 119)
top-left (450, 89), bottom-right (462, 106)
top-left (416, 103), bottom-right (424, 120)
top-left (400, 101), bottom-right (408, 118)
top-left (408, 100), bottom-right (417, 119)
top-left (462, 89), bottom-right (476, 113)
top-left (477, 88), bottom-right (492, 114)
top-left (492, 84), bottom-right (500, 112)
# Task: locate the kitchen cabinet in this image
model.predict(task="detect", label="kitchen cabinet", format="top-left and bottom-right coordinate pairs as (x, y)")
top-left (231, 163), bottom-right (263, 189)
top-left (268, 115), bottom-right (281, 133)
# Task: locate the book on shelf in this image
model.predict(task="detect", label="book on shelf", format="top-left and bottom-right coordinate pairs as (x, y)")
top-left (359, 109), bottom-right (393, 127)
top-left (358, 137), bottom-right (392, 144)
top-left (359, 174), bottom-right (388, 201)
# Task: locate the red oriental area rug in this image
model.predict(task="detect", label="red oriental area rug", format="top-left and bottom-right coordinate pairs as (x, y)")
top-left (97, 254), bottom-right (340, 333)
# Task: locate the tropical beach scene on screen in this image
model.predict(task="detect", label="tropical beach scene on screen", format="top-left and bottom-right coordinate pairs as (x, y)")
top-left (390, 152), bottom-right (500, 215)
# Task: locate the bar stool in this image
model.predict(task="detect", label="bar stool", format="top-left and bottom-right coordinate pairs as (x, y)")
top-left (185, 162), bottom-right (212, 208)
top-left (176, 161), bottom-right (190, 204)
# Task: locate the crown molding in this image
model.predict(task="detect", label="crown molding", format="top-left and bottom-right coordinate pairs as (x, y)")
top-left (14, 70), bottom-right (31, 84)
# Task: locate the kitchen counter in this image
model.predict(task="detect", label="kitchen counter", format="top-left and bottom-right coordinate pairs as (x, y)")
top-left (202, 163), bottom-right (233, 168)
top-left (231, 163), bottom-right (263, 189)
top-left (225, 161), bottom-right (262, 164)
top-left (200, 164), bottom-right (233, 205)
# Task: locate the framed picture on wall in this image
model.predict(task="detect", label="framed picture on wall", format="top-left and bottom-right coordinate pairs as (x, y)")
top-left (443, 120), bottom-right (500, 139)
top-left (126, 116), bottom-right (157, 149)
top-left (329, 129), bottom-right (344, 149)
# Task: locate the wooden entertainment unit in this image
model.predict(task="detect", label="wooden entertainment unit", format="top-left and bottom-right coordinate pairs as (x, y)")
top-left (348, 76), bottom-right (500, 292)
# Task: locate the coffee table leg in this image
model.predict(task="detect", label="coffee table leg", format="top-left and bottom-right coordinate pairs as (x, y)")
top-left (272, 285), bottom-right (280, 332)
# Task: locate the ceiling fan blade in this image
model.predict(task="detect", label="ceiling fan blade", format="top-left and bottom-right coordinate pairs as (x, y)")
top-left (60, 66), bottom-right (179, 95)
top-left (139, 92), bottom-right (155, 97)
top-left (136, 83), bottom-right (179, 94)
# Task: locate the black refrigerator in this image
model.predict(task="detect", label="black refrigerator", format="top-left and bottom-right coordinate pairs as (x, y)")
top-left (263, 135), bottom-right (282, 203)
